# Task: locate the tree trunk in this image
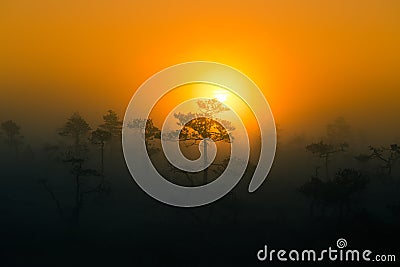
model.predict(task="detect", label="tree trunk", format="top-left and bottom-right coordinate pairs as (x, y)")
top-left (203, 139), bottom-right (208, 184)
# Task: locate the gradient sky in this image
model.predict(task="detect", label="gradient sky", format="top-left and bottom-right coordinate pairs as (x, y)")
top-left (1, 0), bottom-right (399, 143)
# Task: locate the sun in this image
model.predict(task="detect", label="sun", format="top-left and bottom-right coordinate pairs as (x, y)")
top-left (215, 93), bottom-right (227, 103)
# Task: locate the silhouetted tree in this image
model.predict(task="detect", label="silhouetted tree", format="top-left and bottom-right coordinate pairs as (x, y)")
top-left (128, 118), bottom-right (161, 140)
top-left (59, 112), bottom-right (91, 150)
top-left (128, 99), bottom-right (234, 185)
top-left (332, 169), bottom-right (369, 216)
top-left (97, 110), bottom-right (122, 159)
top-left (1, 120), bottom-right (23, 157)
top-left (306, 141), bottom-right (348, 180)
top-left (47, 113), bottom-right (104, 226)
top-left (63, 155), bottom-right (100, 225)
top-left (173, 99), bottom-right (233, 184)
top-left (41, 149), bottom-right (102, 226)
top-left (90, 128), bottom-right (111, 175)
top-left (300, 168), bottom-right (368, 218)
top-left (355, 144), bottom-right (400, 175)
top-left (197, 98), bottom-right (230, 117)
top-left (144, 119), bottom-right (161, 140)
top-left (100, 110), bottom-right (122, 140)
top-left (299, 176), bottom-right (325, 217)
top-left (127, 118), bottom-right (161, 154)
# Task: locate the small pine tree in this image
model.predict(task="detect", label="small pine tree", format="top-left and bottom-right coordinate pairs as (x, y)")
top-left (1, 120), bottom-right (23, 157)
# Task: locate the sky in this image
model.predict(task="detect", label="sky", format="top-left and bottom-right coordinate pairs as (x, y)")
top-left (1, 0), bottom-right (400, 143)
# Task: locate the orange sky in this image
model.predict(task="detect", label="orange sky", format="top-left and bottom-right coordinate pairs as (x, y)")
top-left (1, 0), bottom-right (400, 142)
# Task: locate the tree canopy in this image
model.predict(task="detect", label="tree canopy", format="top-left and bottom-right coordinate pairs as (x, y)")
top-left (59, 112), bottom-right (91, 146)
top-left (100, 110), bottom-right (122, 137)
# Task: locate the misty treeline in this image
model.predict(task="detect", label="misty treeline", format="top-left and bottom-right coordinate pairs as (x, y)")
top-left (1, 110), bottom-right (123, 226)
top-left (1, 114), bottom-right (399, 230)
top-left (291, 117), bottom-right (400, 220)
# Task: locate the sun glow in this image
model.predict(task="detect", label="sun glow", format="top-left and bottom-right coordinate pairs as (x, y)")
top-left (215, 93), bottom-right (228, 103)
